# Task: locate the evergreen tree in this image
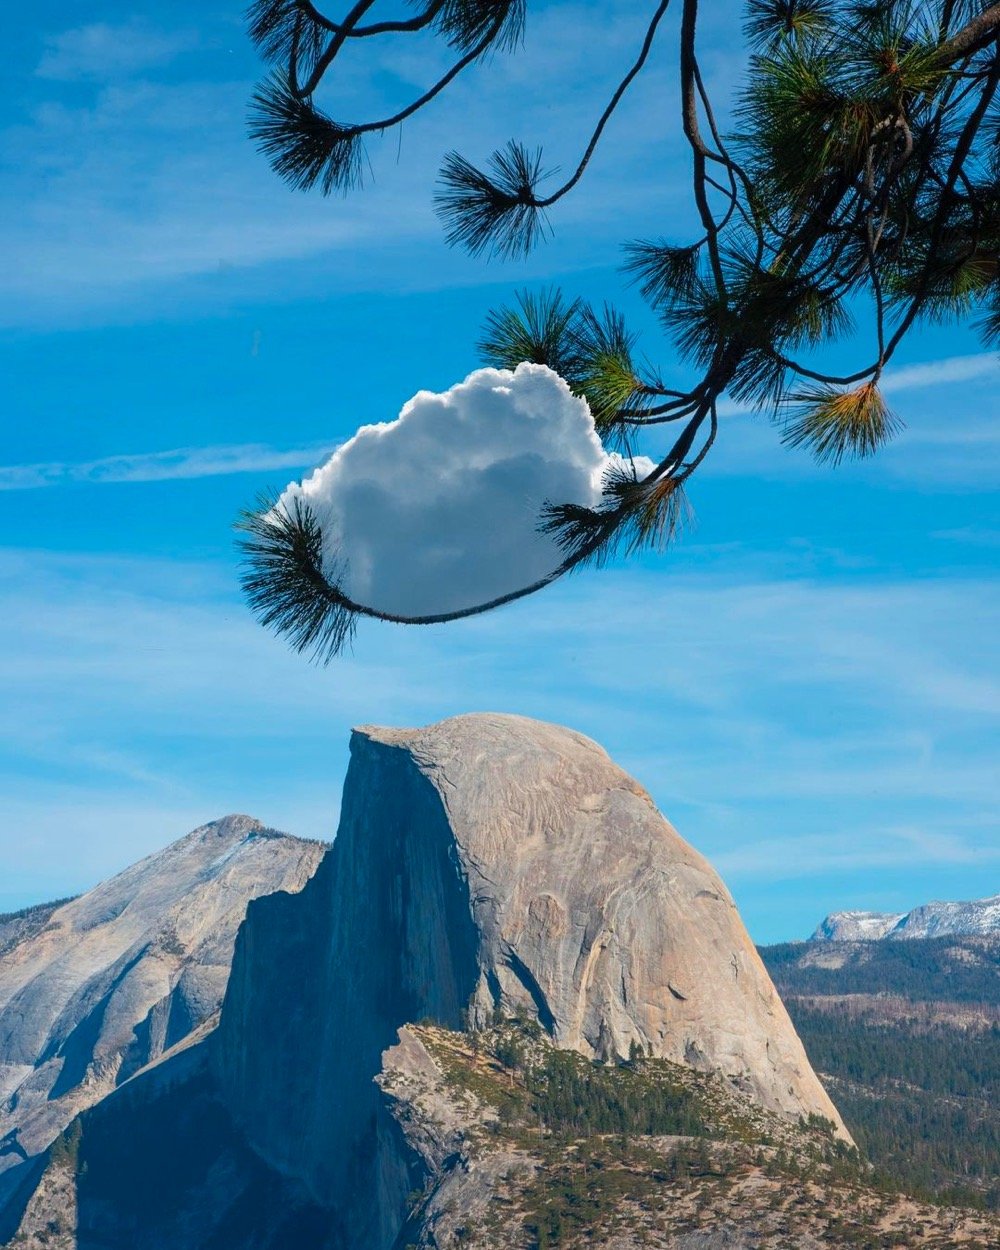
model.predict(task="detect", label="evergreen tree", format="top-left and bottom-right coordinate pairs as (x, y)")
top-left (240, 1), bottom-right (1000, 658)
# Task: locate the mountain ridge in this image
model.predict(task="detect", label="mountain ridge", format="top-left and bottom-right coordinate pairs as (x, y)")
top-left (7, 715), bottom-right (993, 1247)
top-left (811, 893), bottom-right (1000, 941)
top-left (0, 812), bottom-right (325, 1228)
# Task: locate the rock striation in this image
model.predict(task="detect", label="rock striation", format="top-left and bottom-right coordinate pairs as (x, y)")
top-left (0, 814), bottom-right (324, 1228)
top-left (812, 894), bottom-right (1000, 942)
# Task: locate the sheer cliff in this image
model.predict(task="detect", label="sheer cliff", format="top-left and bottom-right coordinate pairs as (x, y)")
top-left (214, 714), bottom-right (847, 1245)
top-left (5, 714), bottom-right (865, 1249)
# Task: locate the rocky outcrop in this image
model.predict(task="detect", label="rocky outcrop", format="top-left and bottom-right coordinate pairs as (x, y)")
top-left (375, 1026), bottom-right (538, 1250)
top-left (812, 894), bottom-right (1000, 941)
top-left (5, 714), bottom-right (851, 1249)
top-left (216, 714), bottom-right (847, 1247)
top-left (5, 1153), bottom-right (76, 1250)
top-left (368, 1021), bottom-right (994, 1250)
top-left (0, 814), bottom-right (324, 1226)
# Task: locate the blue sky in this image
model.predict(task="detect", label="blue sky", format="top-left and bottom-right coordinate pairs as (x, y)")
top-left (1, 1), bottom-right (997, 942)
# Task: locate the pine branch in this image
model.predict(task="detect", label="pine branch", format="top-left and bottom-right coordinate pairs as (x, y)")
top-left (238, 482), bottom-right (617, 664)
top-left (437, 0), bottom-right (671, 257)
top-left (745, 1), bottom-right (837, 50)
top-left (250, 75), bottom-right (365, 193)
top-left (437, 0), bottom-right (527, 53)
top-left (237, 494), bottom-right (358, 662)
top-left (569, 305), bottom-right (644, 437)
top-left (436, 142), bottom-right (551, 258)
top-left (239, 0), bottom-right (1000, 650)
top-left (477, 288), bottom-right (581, 374)
top-left (936, 3), bottom-right (1000, 65)
top-left (622, 240), bottom-right (703, 309)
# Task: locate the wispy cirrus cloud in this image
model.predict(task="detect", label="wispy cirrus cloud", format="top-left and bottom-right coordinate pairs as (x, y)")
top-left (714, 826), bottom-right (1000, 881)
top-left (2, 350), bottom-right (993, 492)
top-left (2, 2), bottom-right (678, 324)
top-left (715, 351), bottom-right (1000, 419)
top-left (932, 526), bottom-right (1000, 548)
top-left (36, 20), bottom-right (199, 81)
top-left (0, 548), bottom-right (995, 938)
top-left (880, 351), bottom-right (1000, 394)
top-left (0, 441), bottom-right (337, 491)
top-left (702, 352), bottom-right (1000, 487)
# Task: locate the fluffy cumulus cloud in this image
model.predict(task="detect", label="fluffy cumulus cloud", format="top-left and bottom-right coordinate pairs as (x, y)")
top-left (280, 363), bottom-right (654, 617)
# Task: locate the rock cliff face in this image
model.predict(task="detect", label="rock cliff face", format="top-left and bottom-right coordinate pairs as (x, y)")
top-left (216, 714), bottom-right (847, 1245)
top-left (5, 715), bottom-right (852, 1249)
top-left (0, 814), bottom-right (324, 1226)
top-left (812, 894), bottom-right (1000, 941)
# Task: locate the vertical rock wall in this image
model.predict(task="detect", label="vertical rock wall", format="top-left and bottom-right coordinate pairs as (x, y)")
top-left (216, 714), bottom-right (848, 1249)
top-left (216, 733), bottom-right (481, 1225)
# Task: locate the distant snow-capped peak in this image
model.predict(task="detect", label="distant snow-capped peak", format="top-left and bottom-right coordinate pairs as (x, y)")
top-left (811, 894), bottom-right (1000, 941)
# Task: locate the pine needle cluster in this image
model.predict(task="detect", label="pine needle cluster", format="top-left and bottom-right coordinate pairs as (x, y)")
top-left (236, 495), bottom-right (357, 662)
top-left (541, 465), bottom-right (692, 570)
top-left (782, 382), bottom-right (903, 464)
top-left (478, 290), bottom-right (654, 447)
top-left (437, 143), bottom-right (551, 258)
top-left (250, 76), bottom-right (365, 194)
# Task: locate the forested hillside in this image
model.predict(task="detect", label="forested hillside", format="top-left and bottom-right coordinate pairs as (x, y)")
top-left (763, 934), bottom-right (999, 1001)
top-left (760, 936), bottom-right (1000, 1209)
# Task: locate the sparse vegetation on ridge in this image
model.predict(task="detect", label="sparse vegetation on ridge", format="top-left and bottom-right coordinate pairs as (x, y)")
top-left (387, 1017), bottom-right (998, 1249)
top-left (0, 899), bottom-right (76, 959)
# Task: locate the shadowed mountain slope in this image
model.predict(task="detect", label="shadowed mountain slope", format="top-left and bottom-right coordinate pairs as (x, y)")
top-left (0, 814), bottom-right (325, 1230)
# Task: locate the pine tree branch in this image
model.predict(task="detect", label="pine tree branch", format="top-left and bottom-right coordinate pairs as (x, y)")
top-left (936, 3), bottom-right (1000, 65)
top-left (242, 1), bottom-right (1000, 648)
top-left (293, 0), bottom-right (378, 96)
top-left (296, 0), bottom-right (446, 38)
top-left (531, 0), bottom-right (672, 208)
top-left (680, 0), bottom-right (727, 297)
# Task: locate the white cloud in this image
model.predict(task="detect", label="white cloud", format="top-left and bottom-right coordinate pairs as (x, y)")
top-left (281, 363), bottom-right (654, 616)
top-left (36, 21), bottom-right (197, 81)
top-left (880, 352), bottom-right (1000, 394)
top-left (0, 442), bottom-right (337, 491)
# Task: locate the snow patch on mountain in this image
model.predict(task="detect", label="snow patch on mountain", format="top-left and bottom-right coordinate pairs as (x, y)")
top-left (812, 894), bottom-right (1000, 941)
